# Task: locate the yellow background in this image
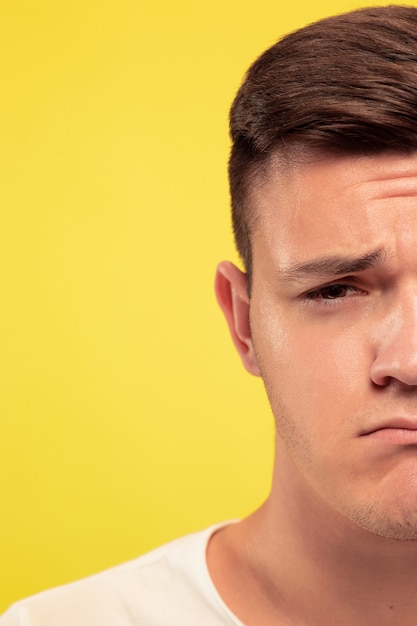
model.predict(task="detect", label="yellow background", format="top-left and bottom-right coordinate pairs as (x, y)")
top-left (0, 0), bottom-right (413, 611)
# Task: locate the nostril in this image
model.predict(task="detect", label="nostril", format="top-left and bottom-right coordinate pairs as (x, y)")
top-left (370, 351), bottom-right (417, 388)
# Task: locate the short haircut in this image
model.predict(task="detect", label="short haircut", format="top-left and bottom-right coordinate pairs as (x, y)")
top-left (229, 5), bottom-right (417, 286)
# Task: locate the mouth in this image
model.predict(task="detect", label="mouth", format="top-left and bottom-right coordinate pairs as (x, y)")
top-left (361, 419), bottom-right (417, 444)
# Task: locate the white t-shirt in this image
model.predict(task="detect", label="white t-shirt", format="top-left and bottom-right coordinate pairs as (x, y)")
top-left (0, 523), bottom-right (244, 626)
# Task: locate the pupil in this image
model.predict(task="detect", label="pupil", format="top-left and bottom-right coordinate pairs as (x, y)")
top-left (326, 285), bottom-right (344, 298)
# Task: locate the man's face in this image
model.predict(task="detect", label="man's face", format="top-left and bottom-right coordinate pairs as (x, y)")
top-left (247, 152), bottom-right (417, 539)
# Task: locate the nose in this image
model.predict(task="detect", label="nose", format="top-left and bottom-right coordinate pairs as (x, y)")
top-left (370, 288), bottom-right (417, 387)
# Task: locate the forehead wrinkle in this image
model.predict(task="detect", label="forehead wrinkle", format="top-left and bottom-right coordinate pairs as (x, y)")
top-left (278, 249), bottom-right (386, 283)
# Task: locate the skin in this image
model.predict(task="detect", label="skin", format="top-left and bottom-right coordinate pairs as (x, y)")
top-left (210, 152), bottom-right (417, 625)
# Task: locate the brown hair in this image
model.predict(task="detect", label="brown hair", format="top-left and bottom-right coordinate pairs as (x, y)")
top-left (229, 5), bottom-right (417, 285)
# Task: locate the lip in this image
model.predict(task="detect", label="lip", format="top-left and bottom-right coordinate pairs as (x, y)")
top-left (362, 419), bottom-right (417, 444)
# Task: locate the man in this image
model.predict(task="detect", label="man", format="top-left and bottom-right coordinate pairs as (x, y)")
top-left (4, 4), bottom-right (417, 624)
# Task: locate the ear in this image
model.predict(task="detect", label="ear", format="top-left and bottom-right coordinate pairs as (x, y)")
top-left (215, 261), bottom-right (261, 377)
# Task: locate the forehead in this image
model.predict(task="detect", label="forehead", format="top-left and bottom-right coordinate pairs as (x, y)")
top-left (250, 152), bottom-right (417, 269)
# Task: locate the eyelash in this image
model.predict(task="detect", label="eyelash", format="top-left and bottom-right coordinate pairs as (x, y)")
top-left (302, 283), bottom-right (362, 306)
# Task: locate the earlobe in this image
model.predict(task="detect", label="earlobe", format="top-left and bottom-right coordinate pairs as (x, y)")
top-left (215, 261), bottom-right (261, 376)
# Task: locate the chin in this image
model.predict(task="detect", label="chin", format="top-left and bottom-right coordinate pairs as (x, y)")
top-left (347, 501), bottom-right (417, 541)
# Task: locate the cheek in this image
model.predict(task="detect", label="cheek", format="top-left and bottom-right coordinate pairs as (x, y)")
top-left (252, 308), bottom-right (371, 439)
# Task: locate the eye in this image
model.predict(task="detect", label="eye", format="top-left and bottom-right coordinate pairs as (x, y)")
top-left (304, 283), bottom-right (361, 303)
top-left (315, 284), bottom-right (352, 299)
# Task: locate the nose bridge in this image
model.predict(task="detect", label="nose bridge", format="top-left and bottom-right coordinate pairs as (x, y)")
top-left (371, 280), bottom-right (417, 386)
top-left (387, 284), bottom-right (417, 341)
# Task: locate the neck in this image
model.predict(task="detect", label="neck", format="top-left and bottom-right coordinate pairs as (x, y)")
top-left (250, 451), bottom-right (417, 625)
top-left (208, 447), bottom-right (417, 626)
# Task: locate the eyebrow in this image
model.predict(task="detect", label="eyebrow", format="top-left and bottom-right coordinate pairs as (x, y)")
top-left (279, 249), bottom-right (386, 282)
